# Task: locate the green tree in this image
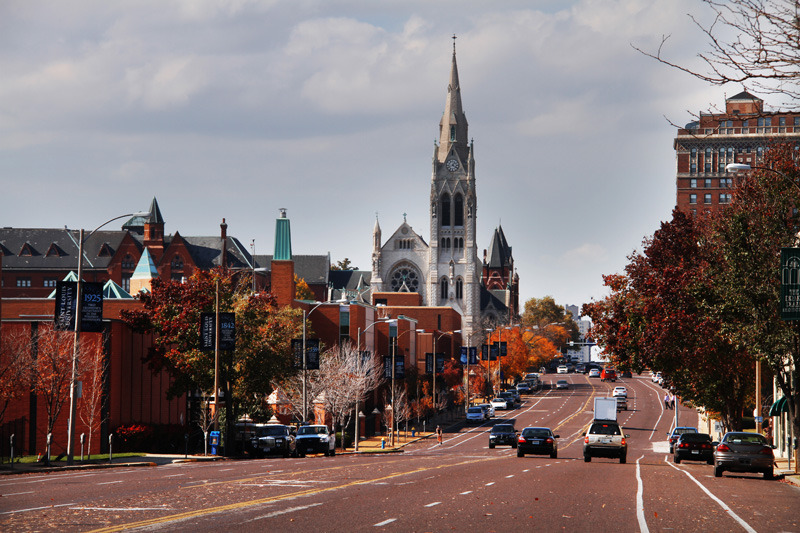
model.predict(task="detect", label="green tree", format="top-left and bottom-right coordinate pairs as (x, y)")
top-left (330, 258), bottom-right (358, 271)
top-left (521, 296), bottom-right (579, 346)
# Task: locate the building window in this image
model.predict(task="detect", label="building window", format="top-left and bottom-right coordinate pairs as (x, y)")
top-left (704, 162), bottom-right (712, 173)
top-left (719, 193), bottom-right (732, 204)
top-left (16, 277), bottom-right (31, 287)
top-left (690, 179), bottom-right (697, 188)
top-left (171, 255), bottom-right (184, 271)
top-left (440, 193), bottom-right (451, 227)
top-left (779, 117), bottom-right (786, 132)
top-left (704, 178), bottom-right (712, 188)
top-left (122, 254), bottom-right (135, 270)
top-left (389, 263), bottom-right (421, 293)
top-left (339, 306), bottom-right (350, 346)
top-left (690, 163), bottom-right (697, 174)
top-left (450, 125), bottom-right (456, 142)
top-left (689, 194), bottom-right (697, 204)
top-left (43, 278), bottom-right (57, 288)
top-left (690, 147), bottom-right (697, 157)
top-left (440, 277), bottom-right (449, 300)
top-left (720, 178), bottom-right (733, 188)
top-left (122, 275), bottom-right (131, 292)
top-left (454, 194), bottom-right (464, 226)
top-left (455, 277), bottom-right (463, 300)
top-left (742, 120), bottom-right (749, 134)
top-left (718, 162), bottom-right (726, 173)
top-left (704, 193), bottom-right (712, 204)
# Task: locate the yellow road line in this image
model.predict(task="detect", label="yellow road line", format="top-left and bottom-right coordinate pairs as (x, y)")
top-left (88, 457), bottom-right (499, 532)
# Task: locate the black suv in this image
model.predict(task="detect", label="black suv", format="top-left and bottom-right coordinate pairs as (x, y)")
top-left (489, 424), bottom-right (518, 449)
top-left (250, 424), bottom-right (296, 458)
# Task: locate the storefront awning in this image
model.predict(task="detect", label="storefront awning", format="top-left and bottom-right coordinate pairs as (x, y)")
top-left (769, 396), bottom-right (788, 416)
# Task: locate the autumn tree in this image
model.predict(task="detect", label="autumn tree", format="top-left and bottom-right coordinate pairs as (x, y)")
top-left (636, 0), bottom-right (800, 106)
top-left (521, 297), bottom-right (579, 346)
top-left (0, 327), bottom-right (33, 430)
top-left (78, 339), bottom-right (108, 460)
top-left (122, 267), bottom-right (301, 453)
top-left (294, 275), bottom-right (314, 301)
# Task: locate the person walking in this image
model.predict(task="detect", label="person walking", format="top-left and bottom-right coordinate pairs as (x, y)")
top-left (669, 394), bottom-right (676, 410)
top-left (436, 425), bottom-right (443, 445)
top-left (664, 392), bottom-right (671, 410)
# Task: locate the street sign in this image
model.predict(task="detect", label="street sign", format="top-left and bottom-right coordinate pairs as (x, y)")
top-left (425, 353), bottom-right (433, 374)
top-left (781, 248), bottom-right (800, 320)
top-left (469, 347), bottom-right (478, 365)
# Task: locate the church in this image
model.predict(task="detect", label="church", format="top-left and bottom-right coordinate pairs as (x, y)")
top-left (366, 42), bottom-right (519, 339)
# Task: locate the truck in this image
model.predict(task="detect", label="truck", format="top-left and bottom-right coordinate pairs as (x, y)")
top-left (594, 397), bottom-right (618, 422)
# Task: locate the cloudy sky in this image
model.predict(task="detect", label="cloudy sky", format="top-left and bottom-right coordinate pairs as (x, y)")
top-left (2, 0), bottom-right (742, 309)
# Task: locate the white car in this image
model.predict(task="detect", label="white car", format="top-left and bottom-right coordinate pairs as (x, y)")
top-left (490, 398), bottom-right (508, 411)
top-left (477, 403), bottom-right (495, 417)
top-left (588, 368), bottom-right (601, 378)
top-left (612, 386), bottom-right (628, 398)
top-left (557, 365), bottom-right (568, 374)
top-left (652, 372), bottom-right (663, 384)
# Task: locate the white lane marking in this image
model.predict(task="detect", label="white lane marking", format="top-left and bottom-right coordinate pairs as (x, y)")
top-left (98, 481), bottom-right (123, 485)
top-left (164, 473), bottom-right (186, 478)
top-left (2, 491), bottom-right (34, 496)
top-left (375, 519), bottom-right (396, 526)
top-left (219, 468), bottom-right (235, 472)
top-left (665, 459), bottom-right (756, 533)
top-left (635, 456), bottom-right (650, 533)
top-left (505, 475), bottom-right (514, 478)
top-left (485, 482), bottom-right (495, 486)
top-left (425, 502), bottom-right (441, 507)
top-left (70, 507), bottom-right (174, 511)
top-left (652, 442), bottom-right (670, 454)
top-left (247, 502), bottom-right (323, 522)
top-left (0, 503), bottom-right (77, 515)
top-left (460, 491), bottom-right (473, 495)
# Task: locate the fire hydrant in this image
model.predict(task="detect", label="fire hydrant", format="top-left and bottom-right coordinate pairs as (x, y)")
top-left (381, 438), bottom-right (386, 449)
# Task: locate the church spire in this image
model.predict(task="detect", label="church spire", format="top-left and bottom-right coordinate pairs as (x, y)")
top-left (437, 35), bottom-right (469, 164)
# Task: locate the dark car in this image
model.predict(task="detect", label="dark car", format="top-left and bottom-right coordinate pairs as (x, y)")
top-left (250, 424), bottom-right (296, 458)
top-left (498, 391), bottom-right (518, 409)
top-left (667, 427), bottom-right (698, 454)
top-left (714, 432), bottom-right (775, 479)
top-left (673, 432), bottom-right (715, 464)
top-left (517, 427), bottom-right (559, 458)
top-left (489, 424), bottom-right (518, 449)
top-left (295, 424), bottom-right (335, 457)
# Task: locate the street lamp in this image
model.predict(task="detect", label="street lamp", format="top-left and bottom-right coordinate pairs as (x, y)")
top-left (388, 316), bottom-right (417, 446)
top-left (354, 317), bottom-right (393, 451)
top-left (66, 211), bottom-right (149, 465)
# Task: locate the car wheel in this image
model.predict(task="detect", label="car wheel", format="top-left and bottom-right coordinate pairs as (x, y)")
top-left (669, 446), bottom-right (674, 454)
top-left (674, 455), bottom-right (680, 464)
top-left (620, 453), bottom-right (627, 464)
top-left (706, 458), bottom-right (713, 465)
top-left (714, 465), bottom-right (723, 478)
top-left (489, 443), bottom-right (495, 449)
top-left (517, 449), bottom-right (524, 458)
top-left (764, 469), bottom-right (774, 480)
top-left (550, 450), bottom-right (557, 459)
top-left (584, 452), bottom-right (591, 463)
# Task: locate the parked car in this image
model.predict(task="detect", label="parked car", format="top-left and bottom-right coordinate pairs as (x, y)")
top-left (477, 403), bottom-right (495, 418)
top-left (584, 420), bottom-right (628, 463)
top-left (250, 424), bottom-right (296, 458)
top-left (674, 433), bottom-right (715, 464)
top-left (612, 386), bottom-right (628, 397)
top-left (714, 432), bottom-right (775, 479)
top-left (557, 365), bottom-right (568, 374)
top-left (556, 379), bottom-right (569, 390)
top-left (490, 397), bottom-right (508, 411)
top-left (517, 427), bottom-right (559, 458)
top-left (489, 423), bottom-right (518, 449)
top-left (295, 425), bottom-right (336, 457)
top-left (652, 372), bottom-right (663, 385)
top-left (466, 406), bottom-right (487, 424)
top-left (588, 368), bottom-right (601, 378)
top-left (600, 368), bottom-right (617, 382)
top-left (667, 427), bottom-right (698, 454)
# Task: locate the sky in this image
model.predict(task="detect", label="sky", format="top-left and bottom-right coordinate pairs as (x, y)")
top-left (1, 0), bottom-right (742, 311)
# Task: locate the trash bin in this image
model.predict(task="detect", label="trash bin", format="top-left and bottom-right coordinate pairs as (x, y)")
top-left (209, 431), bottom-right (220, 455)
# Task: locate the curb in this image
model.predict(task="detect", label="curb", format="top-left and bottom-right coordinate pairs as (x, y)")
top-left (0, 461), bottom-right (157, 476)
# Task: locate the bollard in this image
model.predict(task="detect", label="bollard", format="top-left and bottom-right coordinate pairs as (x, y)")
top-left (381, 438), bottom-right (386, 449)
top-left (9, 434), bottom-right (14, 470)
top-left (46, 433), bottom-right (52, 466)
top-left (80, 433), bottom-right (85, 463)
top-left (109, 433), bottom-right (114, 463)
top-left (412, 428), bottom-right (416, 438)
top-left (184, 433), bottom-right (189, 459)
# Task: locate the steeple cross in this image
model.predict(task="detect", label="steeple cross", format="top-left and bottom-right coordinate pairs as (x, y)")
top-left (452, 34), bottom-right (457, 53)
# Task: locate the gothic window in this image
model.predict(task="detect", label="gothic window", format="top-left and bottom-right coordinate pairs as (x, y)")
top-left (454, 194), bottom-right (464, 226)
top-left (441, 193), bottom-right (451, 227)
top-left (440, 277), bottom-right (449, 300)
top-left (450, 125), bottom-right (456, 142)
top-left (455, 277), bottom-right (463, 300)
top-left (389, 263), bottom-right (421, 293)
top-left (171, 255), bottom-right (184, 271)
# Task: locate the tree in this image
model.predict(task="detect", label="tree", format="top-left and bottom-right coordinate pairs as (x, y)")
top-left (122, 267), bottom-right (301, 454)
top-left (521, 297), bottom-right (579, 346)
top-left (330, 258), bottom-right (358, 271)
top-left (635, 0), bottom-right (800, 105)
top-left (294, 275), bottom-right (314, 301)
top-left (0, 327), bottom-right (33, 431)
top-left (78, 339), bottom-right (108, 461)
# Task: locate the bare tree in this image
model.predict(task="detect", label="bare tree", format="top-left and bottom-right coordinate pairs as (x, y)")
top-left (634, 0), bottom-right (800, 106)
top-left (0, 327), bottom-right (34, 430)
top-left (77, 340), bottom-right (107, 461)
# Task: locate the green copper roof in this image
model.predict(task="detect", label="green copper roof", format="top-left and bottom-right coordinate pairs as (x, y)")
top-left (274, 208), bottom-right (292, 261)
top-left (103, 279), bottom-right (134, 299)
top-left (132, 248), bottom-right (159, 279)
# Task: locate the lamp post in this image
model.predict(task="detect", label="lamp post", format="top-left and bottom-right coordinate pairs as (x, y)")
top-left (726, 162), bottom-right (800, 436)
top-left (354, 318), bottom-right (393, 451)
top-left (388, 317), bottom-right (417, 446)
top-left (66, 211), bottom-right (149, 465)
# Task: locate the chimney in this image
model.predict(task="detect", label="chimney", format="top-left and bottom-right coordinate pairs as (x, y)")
top-left (220, 218), bottom-right (228, 270)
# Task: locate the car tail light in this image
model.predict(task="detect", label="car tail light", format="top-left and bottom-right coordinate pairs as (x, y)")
top-left (546, 438), bottom-right (553, 444)
top-left (759, 446), bottom-right (774, 457)
top-left (716, 443), bottom-right (730, 452)
top-left (621, 437), bottom-right (626, 446)
top-left (519, 436), bottom-right (525, 443)
top-left (584, 436), bottom-right (589, 444)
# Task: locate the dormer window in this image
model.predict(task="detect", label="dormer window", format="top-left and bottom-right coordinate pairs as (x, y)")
top-left (171, 255), bottom-right (184, 271)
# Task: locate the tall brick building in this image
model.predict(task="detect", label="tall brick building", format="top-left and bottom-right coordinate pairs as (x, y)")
top-left (675, 91), bottom-right (800, 215)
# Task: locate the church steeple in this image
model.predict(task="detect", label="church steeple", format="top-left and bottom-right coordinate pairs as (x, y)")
top-left (437, 35), bottom-right (469, 164)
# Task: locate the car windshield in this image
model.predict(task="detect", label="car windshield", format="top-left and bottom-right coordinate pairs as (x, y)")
top-left (257, 426), bottom-right (287, 437)
top-left (522, 428), bottom-right (551, 438)
top-left (557, 380), bottom-right (567, 384)
top-left (590, 423), bottom-right (621, 435)
top-left (680, 433), bottom-right (711, 443)
top-left (297, 426), bottom-right (327, 436)
top-left (725, 433), bottom-right (767, 445)
top-left (492, 425), bottom-right (514, 434)
top-left (673, 428), bottom-right (697, 436)
top-left (468, 407), bottom-right (482, 413)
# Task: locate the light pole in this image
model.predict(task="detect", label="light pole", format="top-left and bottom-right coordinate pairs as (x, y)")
top-left (389, 316), bottom-right (417, 446)
top-left (354, 318), bottom-right (393, 451)
top-left (66, 211), bottom-right (149, 465)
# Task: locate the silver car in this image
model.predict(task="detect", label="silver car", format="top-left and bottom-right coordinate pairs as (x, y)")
top-left (714, 432), bottom-right (775, 479)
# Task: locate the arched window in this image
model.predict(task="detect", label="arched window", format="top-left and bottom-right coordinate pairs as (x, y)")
top-left (456, 277), bottom-right (463, 300)
top-left (440, 277), bottom-right (449, 300)
top-left (450, 125), bottom-right (456, 142)
top-left (440, 193), bottom-right (451, 227)
top-left (389, 262), bottom-right (422, 293)
top-left (454, 194), bottom-right (464, 226)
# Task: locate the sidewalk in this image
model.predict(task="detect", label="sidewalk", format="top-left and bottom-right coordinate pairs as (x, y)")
top-left (342, 411), bottom-right (466, 453)
top-left (0, 453), bottom-right (222, 476)
top-left (774, 457), bottom-right (800, 487)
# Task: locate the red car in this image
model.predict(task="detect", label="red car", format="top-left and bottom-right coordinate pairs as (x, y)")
top-left (600, 368), bottom-right (617, 382)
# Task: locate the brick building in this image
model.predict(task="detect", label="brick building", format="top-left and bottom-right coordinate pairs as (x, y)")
top-left (675, 91), bottom-right (800, 215)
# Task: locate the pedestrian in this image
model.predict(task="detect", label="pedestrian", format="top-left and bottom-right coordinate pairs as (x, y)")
top-left (664, 392), bottom-right (671, 410)
top-left (436, 425), bottom-right (443, 445)
top-left (669, 394), bottom-right (676, 410)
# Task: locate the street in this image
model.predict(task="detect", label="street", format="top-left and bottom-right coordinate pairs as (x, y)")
top-left (2, 374), bottom-right (798, 532)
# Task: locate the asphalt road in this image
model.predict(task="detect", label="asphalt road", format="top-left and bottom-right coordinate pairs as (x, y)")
top-left (2, 374), bottom-right (798, 532)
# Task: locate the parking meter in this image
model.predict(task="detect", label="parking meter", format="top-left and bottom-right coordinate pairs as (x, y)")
top-left (209, 431), bottom-right (220, 455)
